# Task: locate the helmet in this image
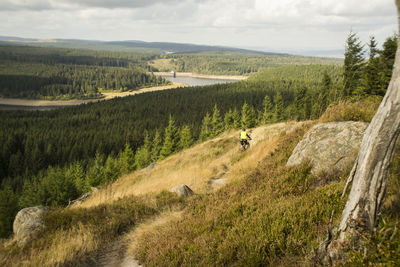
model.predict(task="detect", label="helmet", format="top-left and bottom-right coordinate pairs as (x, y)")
top-left (242, 128), bottom-right (246, 131)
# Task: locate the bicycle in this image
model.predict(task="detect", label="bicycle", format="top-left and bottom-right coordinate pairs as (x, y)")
top-left (240, 139), bottom-right (251, 152)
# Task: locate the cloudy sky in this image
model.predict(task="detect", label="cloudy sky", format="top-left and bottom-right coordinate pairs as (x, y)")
top-left (0, 0), bottom-right (397, 56)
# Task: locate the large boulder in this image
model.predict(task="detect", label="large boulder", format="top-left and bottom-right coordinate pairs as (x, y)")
top-left (287, 121), bottom-right (368, 176)
top-left (13, 206), bottom-right (47, 247)
top-left (170, 184), bottom-right (194, 197)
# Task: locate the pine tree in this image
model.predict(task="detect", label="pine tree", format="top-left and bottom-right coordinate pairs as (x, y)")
top-left (241, 102), bottom-right (256, 128)
top-left (0, 184), bottom-right (19, 238)
top-left (273, 92), bottom-right (284, 122)
top-left (135, 132), bottom-right (152, 168)
top-left (294, 87), bottom-right (307, 121)
top-left (160, 115), bottom-right (179, 159)
top-left (66, 162), bottom-right (88, 195)
top-left (119, 144), bottom-right (135, 174)
top-left (322, 71), bottom-right (332, 107)
top-left (151, 130), bottom-right (162, 162)
top-left (232, 108), bottom-right (241, 129)
top-left (362, 36), bottom-right (381, 95)
top-left (104, 155), bottom-right (120, 183)
top-left (199, 112), bottom-right (212, 141)
top-left (178, 125), bottom-right (194, 150)
top-left (378, 34), bottom-right (398, 95)
top-left (261, 94), bottom-right (273, 124)
top-left (343, 31), bottom-right (365, 97)
top-left (211, 104), bottom-right (224, 136)
top-left (224, 109), bottom-right (234, 130)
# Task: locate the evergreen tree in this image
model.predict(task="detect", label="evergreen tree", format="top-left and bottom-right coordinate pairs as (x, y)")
top-left (273, 92), bottom-right (284, 122)
top-left (199, 112), bottom-right (212, 141)
top-left (18, 178), bottom-right (41, 208)
top-left (261, 94), bottom-right (273, 124)
top-left (151, 130), bottom-right (162, 162)
top-left (294, 87), bottom-right (307, 121)
top-left (119, 144), bottom-right (135, 174)
top-left (160, 115), bottom-right (179, 159)
top-left (378, 34), bottom-right (398, 95)
top-left (232, 108), bottom-right (241, 129)
top-left (362, 36), bottom-right (381, 95)
top-left (343, 31), bottom-right (365, 97)
top-left (304, 91), bottom-right (312, 120)
top-left (66, 162), bottom-right (87, 195)
top-left (87, 152), bottom-right (105, 187)
top-left (211, 104), bottom-right (224, 136)
top-left (322, 71), bottom-right (332, 107)
top-left (134, 133), bottom-right (152, 169)
top-left (104, 156), bottom-right (120, 183)
top-left (241, 102), bottom-right (256, 128)
top-left (178, 125), bottom-right (194, 150)
top-left (224, 109), bottom-right (234, 130)
top-left (0, 183), bottom-right (19, 238)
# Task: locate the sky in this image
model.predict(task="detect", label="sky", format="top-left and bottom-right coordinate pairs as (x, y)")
top-left (0, 0), bottom-right (398, 56)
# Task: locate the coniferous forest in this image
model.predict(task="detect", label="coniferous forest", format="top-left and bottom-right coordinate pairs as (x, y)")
top-left (0, 32), bottom-right (396, 238)
top-left (0, 45), bottom-right (165, 99)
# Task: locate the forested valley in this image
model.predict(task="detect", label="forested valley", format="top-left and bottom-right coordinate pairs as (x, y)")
top-left (0, 32), bottom-right (396, 238)
top-left (0, 44), bottom-right (342, 100)
top-left (0, 45), bottom-right (165, 99)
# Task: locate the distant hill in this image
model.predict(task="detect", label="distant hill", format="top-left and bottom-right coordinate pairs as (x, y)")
top-left (0, 36), bottom-right (286, 55)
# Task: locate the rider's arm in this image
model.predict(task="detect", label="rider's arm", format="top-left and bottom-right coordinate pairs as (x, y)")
top-left (247, 134), bottom-right (252, 140)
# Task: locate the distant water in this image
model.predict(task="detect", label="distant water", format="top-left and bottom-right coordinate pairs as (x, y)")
top-left (0, 77), bottom-right (239, 111)
top-left (0, 104), bottom-right (62, 111)
top-left (164, 76), bottom-right (238, 86)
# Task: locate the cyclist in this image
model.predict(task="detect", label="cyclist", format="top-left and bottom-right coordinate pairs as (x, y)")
top-left (240, 128), bottom-right (252, 151)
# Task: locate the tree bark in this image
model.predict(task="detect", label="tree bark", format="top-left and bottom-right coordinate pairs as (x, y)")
top-left (321, 0), bottom-right (400, 263)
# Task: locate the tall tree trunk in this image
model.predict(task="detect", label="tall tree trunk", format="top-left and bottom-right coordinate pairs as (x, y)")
top-left (320, 0), bottom-right (400, 263)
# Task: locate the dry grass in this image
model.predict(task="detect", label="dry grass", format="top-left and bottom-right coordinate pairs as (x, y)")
top-left (319, 96), bottom-right (381, 123)
top-left (1, 223), bottom-right (98, 267)
top-left (125, 211), bottom-right (184, 259)
top-left (29, 223), bottom-right (97, 267)
top-left (77, 121), bottom-right (308, 209)
top-left (131, 124), bottom-right (347, 266)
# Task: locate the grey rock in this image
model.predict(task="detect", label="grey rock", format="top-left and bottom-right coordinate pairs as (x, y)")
top-left (170, 184), bottom-right (194, 197)
top-left (287, 121), bottom-right (368, 176)
top-left (69, 187), bottom-right (99, 206)
top-left (145, 163), bottom-right (158, 172)
top-left (207, 178), bottom-right (227, 191)
top-left (13, 206), bottom-right (46, 247)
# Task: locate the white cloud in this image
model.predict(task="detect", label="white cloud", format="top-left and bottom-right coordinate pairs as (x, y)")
top-left (0, 0), bottom-right (397, 54)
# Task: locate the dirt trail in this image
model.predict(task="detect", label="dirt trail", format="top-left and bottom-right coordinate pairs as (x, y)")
top-left (95, 235), bottom-right (141, 267)
top-left (95, 211), bottom-right (183, 267)
top-left (90, 122), bottom-right (308, 266)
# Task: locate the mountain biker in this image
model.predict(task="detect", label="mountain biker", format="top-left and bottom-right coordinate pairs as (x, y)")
top-left (240, 128), bottom-right (252, 150)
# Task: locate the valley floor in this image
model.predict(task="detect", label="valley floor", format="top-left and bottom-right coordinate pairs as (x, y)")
top-left (0, 82), bottom-right (187, 108)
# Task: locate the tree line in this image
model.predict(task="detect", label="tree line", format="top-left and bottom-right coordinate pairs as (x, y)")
top-left (342, 32), bottom-right (397, 97)
top-left (0, 45), bottom-right (166, 99)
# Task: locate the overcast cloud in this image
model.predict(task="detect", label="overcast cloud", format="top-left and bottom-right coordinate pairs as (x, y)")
top-left (0, 0), bottom-right (397, 56)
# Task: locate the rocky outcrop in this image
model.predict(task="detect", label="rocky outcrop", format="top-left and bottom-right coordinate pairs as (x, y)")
top-left (170, 184), bottom-right (194, 197)
top-left (13, 206), bottom-right (47, 247)
top-left (69, 187), bottom-right (99, 206)
top-left (287, 121), bottom-right (368, 176)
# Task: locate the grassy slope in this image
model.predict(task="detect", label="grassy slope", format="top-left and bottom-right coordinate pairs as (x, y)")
top-left (131, 123), bottom-right (347, 266)
top-left (1, 98), bottom-right (399, 266)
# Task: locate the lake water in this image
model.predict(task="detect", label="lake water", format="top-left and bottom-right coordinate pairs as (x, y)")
top-left (0, 76), bottom-right (240, 111)
top-left (163, 76), bottom-right (238, 86)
